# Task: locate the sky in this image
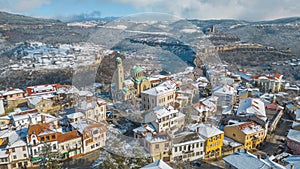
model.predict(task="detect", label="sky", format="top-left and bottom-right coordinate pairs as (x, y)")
top-left (0, 0), bottom-right (299, 21)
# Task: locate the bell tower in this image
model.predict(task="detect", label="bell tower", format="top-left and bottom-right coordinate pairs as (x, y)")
top-left (116, 57), bottom-right (124, 90)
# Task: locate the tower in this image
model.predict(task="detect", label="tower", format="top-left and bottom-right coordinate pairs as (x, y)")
top-left (116, 57), bottom-right (124, 90)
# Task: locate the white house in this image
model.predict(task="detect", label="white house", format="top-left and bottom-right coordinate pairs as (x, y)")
top-left (172, 131), bottom-right (205, 161)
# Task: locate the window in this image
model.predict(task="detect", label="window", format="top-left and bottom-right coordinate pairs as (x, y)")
top-left (13, 155), bottom-right (17, 159)
top-left (12, 148), bottom-right (15, 152)
top-left (53, 144), bottom-right (57, 150)
top-left (46, 136), bottom-right (50, 141)
top-left (233, 133), bottom-right (236, 137)
top-left (175, 147), bottom-right (177, 152)
top-left (41, 137), bottom-right (45, 141)
top-left (23, 154), bottom-right (27, 158)
top-left (52, 135), bottom-right (56, 139)
top-left (155, 144), bottom-right (159, 149)
top-left (61, 146), bottom-right (64, 150)
top-left (22, 146), bottom-right (26, 151)
top-left (12, 163), bottom-right (16, 168)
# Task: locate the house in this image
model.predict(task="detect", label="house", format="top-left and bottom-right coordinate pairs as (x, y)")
top-left (222, 137), bottom-right (244, 156)
top-left (66, 112), bottom-right (85, 123)
top-left (57, 130), bottom-right (82, 160)
top-left (77, 97), bottom-right (106, 122)
top-left (193, 96), bottom-right (218, 122)
top-left (287, 129), bottom-right (300, 155)
top-left (0, 88), bottom-right (26, 108)
top-left (11, 109), bottom-right (57, 127)
top-left (27, 123), bottom-right (59, 163)
top-left (141, 81), bottom-right (176, 110)
top-left (143, 132), bottom-right (172, 162)
top-left (27, 95), bottom-right (59, 113)
top-left (224, 121), bottom-right (265, 150)
top-left (0, 128), bottom-right (31, 169)
top-left (0, 116), bottom-right (11, 130)
top-left (236, 98), bottom-right (267, 122)
top-left (140, 159), bottom-right (173, 169)
top-left (212, 85), bottom-right (236, 111)
top-left (223, 149), bottom-right (286, 169)
top-left (0, 88), bottom-right (25, 101)
top-left (252, 73), bottom-right (283, 93)
top-left (26, 84), bottom-right (61, 96)
top-left (189, 123), bottom-right (224, 159)
top-left (172, 131), bottom-right (205, 161)
top-left (144, 106), bottom-right (185, 134)
top-left (70, 119), bottom-right (107, 154)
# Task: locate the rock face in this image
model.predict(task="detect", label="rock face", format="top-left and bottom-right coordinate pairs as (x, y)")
top-left (0, 51), bottom-right (125, 90)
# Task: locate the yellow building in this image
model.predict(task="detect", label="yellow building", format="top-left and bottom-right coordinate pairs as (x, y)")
top-left (224, 121), bottom-right (265, 150)
top-left (190, 124), bottom-right (224, 159)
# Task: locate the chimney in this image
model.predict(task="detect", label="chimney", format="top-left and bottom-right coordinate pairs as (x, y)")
top-left (257, 154), bottom-right (261, 160)
top-left (290, 163), bottom-right (294, 169)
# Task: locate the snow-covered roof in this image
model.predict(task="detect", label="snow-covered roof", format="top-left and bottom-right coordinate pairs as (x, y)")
top-left (152, 106), bottom-right (179, 119)
top-left (145, 132), bottom-right (169, 143)
top-left (142, 80), bottom-right (175, 96)
top-left (0, 149), bottom-right (8, 158)
top-left (237, 98), bottom-right (266, 118)
top-left (295, 108), bottom-right (300, 121)
top-left (67, 112), bottom-right (84, 119)
top-left (223, 150), bottom-right (284, 169)
top-left (292, 121), bottom-right (300, 129)
top-left (1, 88), bottom-right (24, 96)
top-left (228, 121), bottom-right (264, 135)
top-left (223, 136), bottom-right (243, 148)
top-left (27, 96), bottom-right (43, 105)
top-left (172, 131), bottom-right (205, 146)
top-left (212, 85), bottom-right (235, 95)
top-left (141, 159), bottom-right (173, 169)
top-left (287, 129), bottom-right (300, 143)
top-left (188, 123), bottom-right (223, 139)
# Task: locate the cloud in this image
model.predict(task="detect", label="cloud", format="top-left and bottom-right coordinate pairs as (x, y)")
top-left (103, 0), bottom-right (300, 20)
top-left (0, 0), bottom-right (299, 21)
top-left (0, 0), bottom-right (51, 14)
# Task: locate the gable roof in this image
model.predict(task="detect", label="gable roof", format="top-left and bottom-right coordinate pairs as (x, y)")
top-left (189, 123), bottom-right (223, 139)
top-left (223, 150), bottom-right (284, 169)
top-left (57, 130), bottom-right (80, 143)
top-left (141, 160), bottom-right (173, 169)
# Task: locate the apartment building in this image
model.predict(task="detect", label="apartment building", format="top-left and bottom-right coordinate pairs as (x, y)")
top-left (224, 121), bottom-right (265, 150)
top-left (141, 81), bottom-right (176, 110)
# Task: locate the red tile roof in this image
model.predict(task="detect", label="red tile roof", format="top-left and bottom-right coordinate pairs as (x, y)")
top-left (57, 130), bottom-right (80, 143)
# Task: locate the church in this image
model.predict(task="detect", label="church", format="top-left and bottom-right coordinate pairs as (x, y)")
top-left (111, 57), bottom-right (151, 102)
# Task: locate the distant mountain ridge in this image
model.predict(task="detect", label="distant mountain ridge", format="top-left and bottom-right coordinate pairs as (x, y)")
top-left (0, 11), bottom-right (61, 25)
top-left (0, 11), bottom-right (299, 24)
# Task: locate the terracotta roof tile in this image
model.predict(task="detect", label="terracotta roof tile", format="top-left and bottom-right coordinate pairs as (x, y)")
top-left (57, 130), bottom-right (80, 143)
